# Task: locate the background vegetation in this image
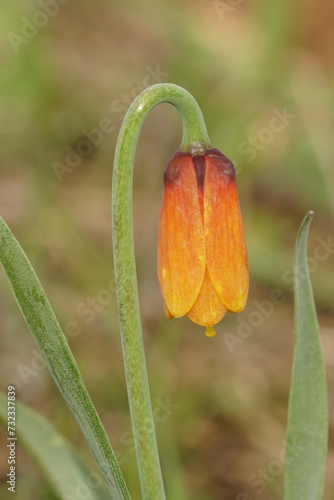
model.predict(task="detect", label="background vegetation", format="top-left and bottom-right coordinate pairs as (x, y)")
top-left (0, 0), bottom-right (333, 499)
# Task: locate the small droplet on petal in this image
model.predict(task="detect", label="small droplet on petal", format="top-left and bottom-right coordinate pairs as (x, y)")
top-left (205, 326), bottom-right (216, 338)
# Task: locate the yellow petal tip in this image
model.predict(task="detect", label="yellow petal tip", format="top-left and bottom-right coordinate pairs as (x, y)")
top-left (205, 326), bottom-right (216, 338)
top-left (163, 302), bottom-right (174, 320)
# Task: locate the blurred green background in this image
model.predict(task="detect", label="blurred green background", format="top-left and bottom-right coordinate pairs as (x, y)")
top-left (0, 0), bottom-right (333, 499)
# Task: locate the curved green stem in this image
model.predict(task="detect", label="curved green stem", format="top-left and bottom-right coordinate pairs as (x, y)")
top-left (112, 83), bottom-right (211, 500)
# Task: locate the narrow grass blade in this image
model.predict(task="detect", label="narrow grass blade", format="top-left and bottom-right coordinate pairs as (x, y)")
top-left (284, 211), bottom-right (328, 500)
top-left (0, 392), bottom-right (110, 500)
top-left (0, 217), bottom-right (130, 500)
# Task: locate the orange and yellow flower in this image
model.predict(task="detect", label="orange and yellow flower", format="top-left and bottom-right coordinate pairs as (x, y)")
top-left (157, 148), bottom-right (248, 337)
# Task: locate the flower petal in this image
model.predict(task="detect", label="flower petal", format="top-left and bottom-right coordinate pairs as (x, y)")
top-left (204, 149), bottom-right (249, 312)
top-left (163, 301), bottom-right (174, 320)
top-left (187, 269), bottom-right (228, 326)
top-left (158, 152), bottom-right (206, 317)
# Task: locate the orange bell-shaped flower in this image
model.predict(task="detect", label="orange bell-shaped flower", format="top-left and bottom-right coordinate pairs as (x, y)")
top-left (157, 148), bottom-right (249, 337)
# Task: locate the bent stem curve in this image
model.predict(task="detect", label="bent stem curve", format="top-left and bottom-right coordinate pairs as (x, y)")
top-left (112, 83), bottom-right (211, 500)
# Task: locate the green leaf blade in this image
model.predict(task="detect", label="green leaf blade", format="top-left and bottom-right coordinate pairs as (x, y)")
top-left (0, 392), bottom-right (110, 500)
top-left (0, 217), bottom-right (130, 500)
top-left (284, 211), bottom-right (328, 500)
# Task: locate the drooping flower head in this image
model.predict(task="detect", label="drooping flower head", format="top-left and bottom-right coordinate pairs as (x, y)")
top-left (157, 148), bottom-right (248, 337)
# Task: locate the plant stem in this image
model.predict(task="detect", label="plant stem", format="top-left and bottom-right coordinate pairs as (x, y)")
top-left (112, 83), bottom-right (211, 500)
